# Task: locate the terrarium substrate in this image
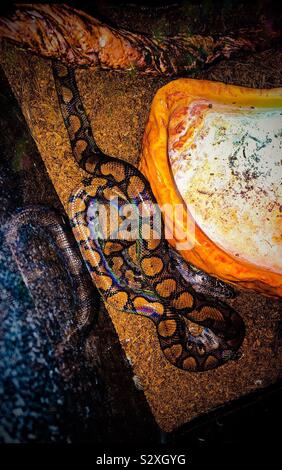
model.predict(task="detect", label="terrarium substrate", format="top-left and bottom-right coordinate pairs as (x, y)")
top-left (1, 43), bottom-right (281, 432)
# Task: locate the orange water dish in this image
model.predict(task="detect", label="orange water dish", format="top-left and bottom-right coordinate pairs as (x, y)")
top-left (140, 79), bottom-right (282, 297)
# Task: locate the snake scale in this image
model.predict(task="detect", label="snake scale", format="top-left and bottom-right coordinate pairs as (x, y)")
top-left (53, 61), bottom-right (245, 371)
top-left (5, 206), bottom-right (98, 347)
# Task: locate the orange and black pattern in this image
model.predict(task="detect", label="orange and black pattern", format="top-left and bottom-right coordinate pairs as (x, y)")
top-left (53, 61), bottom-right (245, 371)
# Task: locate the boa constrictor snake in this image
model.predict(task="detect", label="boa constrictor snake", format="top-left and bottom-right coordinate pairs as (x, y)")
top-left (53, 62), bottom-right (245, 372)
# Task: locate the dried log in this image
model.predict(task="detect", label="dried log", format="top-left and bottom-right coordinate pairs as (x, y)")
top-left (0, 3), bottom-right (280, 75)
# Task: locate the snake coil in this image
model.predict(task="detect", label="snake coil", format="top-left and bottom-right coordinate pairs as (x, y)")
top-left (53, 61), bottom-right (245, 371)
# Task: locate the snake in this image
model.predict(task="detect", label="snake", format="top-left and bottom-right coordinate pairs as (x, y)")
top-left (53, 61), bottom-right (245, 371)
top-left (2, 208), bottom-right (102, 442)
top-left (5, 206), bottom-right (98, 348)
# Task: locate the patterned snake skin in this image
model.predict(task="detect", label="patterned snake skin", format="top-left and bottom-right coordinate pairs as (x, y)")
top-left (53, 62), bottom-right (245, 371)
top-left (5, 206), bottom-right (98, 347)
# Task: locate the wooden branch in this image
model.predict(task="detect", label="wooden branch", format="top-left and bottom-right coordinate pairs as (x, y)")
top-left (0, 3), bottom-right (280, 75)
